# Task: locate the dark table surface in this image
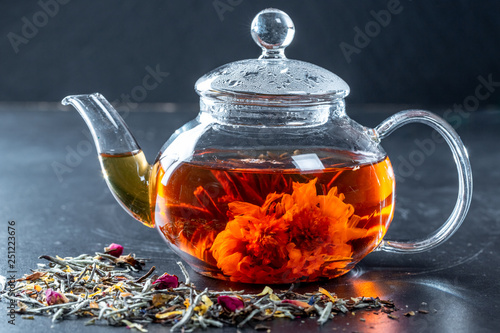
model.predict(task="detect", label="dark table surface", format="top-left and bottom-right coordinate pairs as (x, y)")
top-left (0, 104), bottom-right (498, 333)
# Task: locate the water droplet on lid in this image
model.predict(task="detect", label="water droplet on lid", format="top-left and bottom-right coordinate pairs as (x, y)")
top-left (306, 74), bottom-right (319, 83)
top-left (244, 71), bottom-right (259, 78)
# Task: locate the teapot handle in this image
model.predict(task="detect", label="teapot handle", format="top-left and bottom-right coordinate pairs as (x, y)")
top-left (373, 110), bottom-right (473, 253)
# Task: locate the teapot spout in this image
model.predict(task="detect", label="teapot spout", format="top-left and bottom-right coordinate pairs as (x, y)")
top-left (62, 93), bottom-right (153, 227)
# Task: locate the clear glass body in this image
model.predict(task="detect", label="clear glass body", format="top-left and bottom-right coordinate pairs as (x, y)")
top-left (150, 101), bottom-right (395, 283)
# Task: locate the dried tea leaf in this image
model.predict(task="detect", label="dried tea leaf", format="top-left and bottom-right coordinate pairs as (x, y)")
top-left (114, 254), bottom-right (143, 270)
top-left (281, 299), bottom-right (311, 308)
top-left (256, 286), bottom-right (280, 301)
top-left (122, 319), bottom-right (148, 333)
top-left (257, 286), bottom-right (274, 297)
top-left (202, 295), bottom-right (213, 308)
top-left (404, 311), bottom-right (416, 316)
top-left (84, 318), bottom-right (96, 326)
top-left (17, 301), bottom-right (28, 313)
top-left (152, 294), bottom-right (174, 307)
top-left (381, 307), bottom-right (394, 314)
top-left (318, 287), bottom-right (337, 303)
top-left (381, 300), bottom-right (395, 307)
top-left (155, 310), bottom-right (183, 319)
top-left (16, 272), bottom-right (46, 282)
top-left (388, 314), bottom-right (399, 320)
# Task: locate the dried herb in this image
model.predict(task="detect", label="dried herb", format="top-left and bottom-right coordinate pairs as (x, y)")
top-left (0, 245), bottom-right (420, 332)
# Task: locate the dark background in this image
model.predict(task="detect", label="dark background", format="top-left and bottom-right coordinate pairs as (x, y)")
top-left (0, 0), bottom-right (499, 107)
top-left (1, 2), bottom-right (500, 332)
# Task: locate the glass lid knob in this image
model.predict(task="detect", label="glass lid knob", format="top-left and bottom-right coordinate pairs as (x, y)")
top-left (251, 8), bottom-right (295, 59)
top-left (195, 8), bottom-right (350, 104)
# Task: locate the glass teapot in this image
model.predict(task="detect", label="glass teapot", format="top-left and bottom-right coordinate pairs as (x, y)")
top-left (62, 9), bottom-right (472, 284)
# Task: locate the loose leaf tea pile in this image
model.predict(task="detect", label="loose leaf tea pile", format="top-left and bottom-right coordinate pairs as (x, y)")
top-left (0, 244), bottom-right (415, 332)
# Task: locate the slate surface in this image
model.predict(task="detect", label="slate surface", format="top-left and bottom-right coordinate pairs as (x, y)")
top-left (0, 105), bottom-right (498, 332)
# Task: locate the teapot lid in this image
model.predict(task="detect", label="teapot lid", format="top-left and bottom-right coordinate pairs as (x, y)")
top-left (195, 8), bottom-right (350, 106)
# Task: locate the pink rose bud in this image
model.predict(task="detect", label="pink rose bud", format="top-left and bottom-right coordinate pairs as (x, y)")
top-left (217, 295), bottom-right (244, 312)
top-left (153, 273), bottom-right (179, 289)
top-left (104, 243), bottom-right (124, 257)
top-left (45, 289), bottom-right (69, 305)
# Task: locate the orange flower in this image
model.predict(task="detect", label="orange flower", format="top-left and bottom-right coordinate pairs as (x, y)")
top-left (211, 179), bottom-right (378, 283)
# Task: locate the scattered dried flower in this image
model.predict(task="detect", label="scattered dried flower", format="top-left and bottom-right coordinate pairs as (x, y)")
top-left (152, 294), bottom-right (175, 307)
top-left (282, 299), bottom-right (311, 308)
top-left (45, 289), bottom-right (68, 305)
top-left (257, 286), bottom-right (280, 301)
top-left (104, 243), bottom-right (124, 257)
top-left (319, 287), bottom-right (337, 303)
top-left (218, 295), bottom-right (245, 312)
top-left (155, 310), bottom-right (183, 319)
top-left (153, 273), bottom-right (179, 289)
top-left (114, 254), bottom-right (143, 270)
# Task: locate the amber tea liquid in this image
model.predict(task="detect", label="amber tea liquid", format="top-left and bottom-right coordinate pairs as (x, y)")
top-left (152, 149), bottom-right (395, 284)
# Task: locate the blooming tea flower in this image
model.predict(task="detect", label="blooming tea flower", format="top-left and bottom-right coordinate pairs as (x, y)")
top-left (104, 243), bottom-right (124, 257)
top-left (153, 273), bottom-right (179, 289)
top-left (211, 179), bottom-right (381, 283)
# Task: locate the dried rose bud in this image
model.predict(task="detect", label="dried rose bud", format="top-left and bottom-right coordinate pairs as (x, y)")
top-left (104, 243), bottom-right (124, 257)
top-left (217, 295), bottom-right (244, 312)
top-left (45, 289), bottom-right (69, 305)
top-left (153, 273), bottom-right (179, 289)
